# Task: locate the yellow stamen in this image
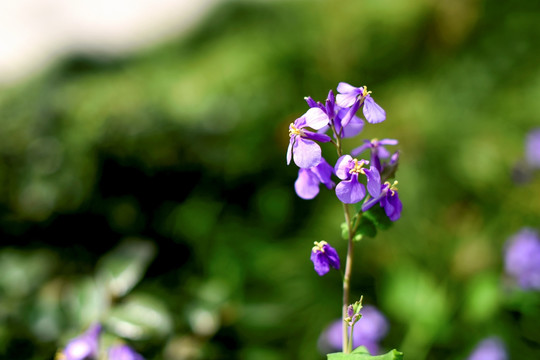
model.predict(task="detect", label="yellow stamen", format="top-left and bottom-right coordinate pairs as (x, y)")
top-left (312, 241), bottom-right (328, 253)
top-left (289, 123), bottom-right (303, 137)
top-left (349, 159), bottom-right (367, 175)
top-left (362, 86), bottom-right (372, 97)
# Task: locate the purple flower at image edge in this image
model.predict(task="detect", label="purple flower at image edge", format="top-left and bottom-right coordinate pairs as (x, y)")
top-left (311, 241), bottom-right (340, 276)
top-left (335, 82), bottom-right (386, 124)
top-left (287, 107), bottom-right (332, 168)
top-left (295, 157), bottom-right (335, 200)
top-left (467, 337), bottom-right (507, 360)
top-left (526, 128), bottom-right (540, 169)
top-left (318, 305), bottom-right (389, 355)
top-left (504, 227), bottom-right (540, 290)
top-left (56, 323), bottom-right (101, 360)
top-left (108, 344), bottom-right (145, 360)
top-left (362, 181), bottom-right (402, 221)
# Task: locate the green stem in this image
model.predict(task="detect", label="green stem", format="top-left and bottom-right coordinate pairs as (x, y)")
top-left (342, 203), bottom-right (354, 353)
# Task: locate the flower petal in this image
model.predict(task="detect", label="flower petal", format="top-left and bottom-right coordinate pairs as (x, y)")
top-left (322, 243), bottom-right (340, 270)
top-left (340, 99), bottom-right (360, 128)
top-left (311, 251), bottom-right (331, 276)
top-left (303, 130), bottom-right (332, 143)
top-left (334, 155), bottom-right (353, 180)
top-left (295, 168), bottom-right (321, 200)
top-left (304, 107), bottom-right (330, 130)
top-left (293, 138), bottom-right (321, 168)
top-left (364, 167), bottom-right (381, 198)
top-left (351, 140), bottom-right (372, 157)
top-left (335, 174), bottom-right (366, 204)
top-left (312, 158), bottom-right (335, 190)
top-left (385, 192), bottom-right (402, 221)
top-left (337, 82), bottom-right (360, 94)
top-left (363, 96), bottom-right (386, 124)
top-left (286, 136), bottom-right (295, 165)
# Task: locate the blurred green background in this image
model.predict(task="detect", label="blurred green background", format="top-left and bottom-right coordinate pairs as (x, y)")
top-left (1, 0), bottom-right (539, 359)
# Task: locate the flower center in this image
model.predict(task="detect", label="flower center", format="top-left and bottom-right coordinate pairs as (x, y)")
top-left (361, 86), bottom-right (372, 97)
top-left (312, 241), bottom-right (328, 253)
top-left (384, 180), bottom-right (399, 196)
top-left (349, 159), bottom-right (367, 175)
top-left (371, 138), bottom-right (379, 147)
top-left (289, 123), bottom-right (303, 137)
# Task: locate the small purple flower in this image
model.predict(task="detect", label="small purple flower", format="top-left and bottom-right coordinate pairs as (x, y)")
top-left (467, 337), bottom-right (507, 360)
top-left (504, 228), bottom-right (540, 290)
top-left (108, 344), bottom-right (145, 360)
top-left (526, 128), bottom-right (540, 169)
top-left (336, 83), bottom-right (386, 124)
top-left (287, 108), bottom-right (332, 168)
top-left (295, 157), bottom-right (335, 200)
top-left (310, 241), bottom-right (340, 276)
top-left (362, 181), bottom-right (402, 221)
top-left (57, 323), bottom-right (101, 360)
top-left (318, 305), bottom-right (389, 355)
top-left (334, 155), bottom-right (381, 204)
top-left (352, 138), bottom-right (398, 172)
top-left (306, 92), bottom-right (365, 140)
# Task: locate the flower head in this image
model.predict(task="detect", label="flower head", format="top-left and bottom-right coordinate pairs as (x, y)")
top-left (467, 337), bottom-right (507, 360)
top-left (295, 157), bottom-right (334, 199)
top-left (306, 92), bottom-right (364, 139)
top-left (361, 181), bottom-right (402, 221)
top-left (334, 155), bottom-right (381, 204)
top-left (108, 344), bottom-right (145, 360)
top-left (318, 305), bottom-right (389, 355)
top-left (526, 128), bottom-right (540, 169)
top-left (336, 82), bottom-right (386, 124)
top-left (504, 228), bottom-right (540, 290)
top-left (352, 138), bottom-right (398, 172)
top-left (310, 241), bottom-right (340, 276)
top-left (287, 109), bottom-right (332, 168)
top-left (56, 324), bottom-right (101, 360)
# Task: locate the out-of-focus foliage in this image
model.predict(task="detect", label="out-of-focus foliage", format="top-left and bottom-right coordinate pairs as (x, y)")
top-left (0, 0), bottom-right (539, 359)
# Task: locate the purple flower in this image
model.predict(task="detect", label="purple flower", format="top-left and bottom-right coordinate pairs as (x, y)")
top-left (57, 324), bottom-right (101, 360)
top-left (287, 108), bottom-right (332, 168)
top-left (310, 241), bottom-right (340, 276)
top-left (526, 128), bottom-right (540, 169)
top-left (504, 228), bottom-right (540, 290)
top-left (336, 83), bottom-right (386, 124)
top-left (306, 92), bottom-right (365, 139)
top-left (318, 305), bottom-right (389, 355)
top-left (295, 158), bottom-right (335, 200)
top-left (362, 181), bottom-right (402, 221)
top-left (334, 155), bottom-right (381, 204)
top-left (352, 138), bottom-right (398, 172)
top-left (108, 344), bottom-right (145, 360)
top-left (467, 337), bottom-right (507, 360)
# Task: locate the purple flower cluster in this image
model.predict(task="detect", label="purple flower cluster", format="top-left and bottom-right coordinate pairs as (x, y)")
top-left (504, 227), bottom-right (540, 290)
top-left (318, 305), bottom-right (389, 355)
top-left (286, 82), bottom-right (401, 220)
top-left (56, 324), bottom-right (144, 360)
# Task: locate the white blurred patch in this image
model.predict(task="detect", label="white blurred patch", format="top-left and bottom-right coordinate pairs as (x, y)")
top-left (0, 0), bottom-right (221, 85)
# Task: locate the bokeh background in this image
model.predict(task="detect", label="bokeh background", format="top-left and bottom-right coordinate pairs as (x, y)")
top-left (1, 0), bottom-right (539, 359)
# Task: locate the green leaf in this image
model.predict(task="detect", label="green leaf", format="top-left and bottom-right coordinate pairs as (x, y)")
top-left (105, 293), bottom-right (172, 340)
top-left (355, 216), bottom-right (377, 239)
top-left (363, 206), bottom-right (393, 231)
top-left (341, 222), bottom-right (349, 240)
top-left (327, 347), bottom-right (403, 359)
top-left (97, 238), bottom-right (156, 298)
